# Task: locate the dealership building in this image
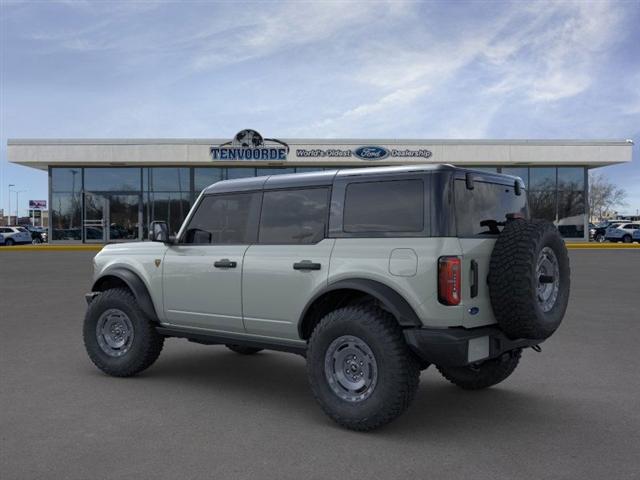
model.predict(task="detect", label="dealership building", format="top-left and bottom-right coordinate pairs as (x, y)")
top-left (7, 132), bottom-right (633, 243)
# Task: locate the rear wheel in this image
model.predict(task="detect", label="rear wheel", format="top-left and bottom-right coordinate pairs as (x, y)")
top-left (307, 305), bottom-right (420, 431)
top-left (83, 288), bottom-right (164, 377)
top-left (437, 349), bottom-right (522, 390)
top-left (32, 237), bottom-right (42, 244)
top-left (225, 344), bottom-right (263, 355)
top-left (5, 238), bottom-right (14, 246)
top-left (623, 235), bottom-right (632, 243)
top-left (595, 233), bottom-right (605, 243)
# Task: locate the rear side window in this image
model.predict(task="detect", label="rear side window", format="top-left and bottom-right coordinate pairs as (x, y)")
top-left (343, 180), bottom-right (424, 233)
top-left (183, 192), bottom-right (261, 244)
top-left (259, 188), bottom-right (330, 244)
top-left (455, 180), bottom-right (528, 236)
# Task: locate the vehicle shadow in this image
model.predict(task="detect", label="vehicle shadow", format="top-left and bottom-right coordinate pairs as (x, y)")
top-left (126, 344), bottom-right (581, 438)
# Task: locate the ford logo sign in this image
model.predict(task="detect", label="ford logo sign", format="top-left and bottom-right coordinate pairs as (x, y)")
top-left (354, 146), bottom-right (389, 160)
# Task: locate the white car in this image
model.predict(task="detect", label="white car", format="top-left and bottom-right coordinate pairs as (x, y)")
top-left (0, 232), bottom-right (4, 245)
top-left (605, 223), bottom-right (640, 243)
top-left (0, 226), bottom-right (32, 246)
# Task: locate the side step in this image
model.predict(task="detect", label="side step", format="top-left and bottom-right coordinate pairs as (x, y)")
top-left (156, 326), bottom-right (307, 356)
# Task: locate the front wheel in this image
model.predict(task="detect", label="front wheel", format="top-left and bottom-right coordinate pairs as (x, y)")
top-left (622, 235), bottom-right (632, 243)
top-left (83, 288), bottom-right (164, 377)
top-left (437, 349), bottom-right (522, 390)
top-left (32, 237), bottom-right (42, 244)
top-left (307, 305), bottom-right (420, 431)
top-left (5, 238), bottom-right (14, 246)
top-left (595, 233), bottom-right (605, 243)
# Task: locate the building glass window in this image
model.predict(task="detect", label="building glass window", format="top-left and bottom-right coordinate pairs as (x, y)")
top-left (256, 167), bottom-right (295, 177)
top-left (556, 167), bottom-right (585, 239)
top-left (144, 192), bottom-right (191, 238)
top-left (226, 168), bottom-right (256, 180)
top-left (557, 167), bottom-right (584, 191)
top-left (528, 190), bottom-right (557, 222)
top-left (51, 192), bottom-right (82, 240)
top-left (85, 168), bottom-right (141, 191)
top-left (194, 168), bottom-right (224, 192)
top-left (145, 168), bottom-right (190, 192)
top-left (51, 167), bottom-right (82, 193)
top-left (529, 167), bottom-right (556, 191)
top-left (500, 167), bottom-right (529, 188)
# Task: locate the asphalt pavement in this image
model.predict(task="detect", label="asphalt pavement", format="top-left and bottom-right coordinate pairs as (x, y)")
top-left (1, 250), bottom-right (639, 479)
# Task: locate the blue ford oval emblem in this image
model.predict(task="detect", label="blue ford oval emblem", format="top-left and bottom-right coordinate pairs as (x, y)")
top-left (354, 146), bottom-right (389, 160)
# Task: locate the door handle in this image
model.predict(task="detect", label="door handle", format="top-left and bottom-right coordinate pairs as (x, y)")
top-left (293, 260), bottom-right (321, 271)
top-left (470, 260), bottom-right (478, 298)
top-left (214, 259), bottom-right (237, 269)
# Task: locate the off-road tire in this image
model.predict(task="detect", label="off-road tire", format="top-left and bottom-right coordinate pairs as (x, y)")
top-left (83, 288), bottom-right (164, 377)
top-left (225, 344), bottom-right (263, 355)
top-left (307, 305), bottom-right (420, 431)
top-left (489, 219), bottom-right (570, 340)
top-left (437, 349), bottom-right (522, 390)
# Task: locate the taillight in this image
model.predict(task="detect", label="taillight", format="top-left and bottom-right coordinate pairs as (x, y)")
top-left (438, 256), bottom-right (461, 306)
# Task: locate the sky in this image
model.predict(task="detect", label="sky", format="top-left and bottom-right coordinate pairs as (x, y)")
top-left (1, 0), bottom-right (639, 217)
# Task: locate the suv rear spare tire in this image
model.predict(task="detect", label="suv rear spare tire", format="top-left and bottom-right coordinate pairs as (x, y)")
top-left (488, 219), bottom-right (570, 340)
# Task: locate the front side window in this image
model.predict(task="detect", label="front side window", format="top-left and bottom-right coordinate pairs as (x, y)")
top-left (259, 188), bottom-right (329, 244)
top-left (182, 192), bottom-right (260, 244)
top-left (343, 180), bottom-right (424, 233)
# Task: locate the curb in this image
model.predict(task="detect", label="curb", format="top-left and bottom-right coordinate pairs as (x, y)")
top-left (565, 243), bottom-right (640, 249)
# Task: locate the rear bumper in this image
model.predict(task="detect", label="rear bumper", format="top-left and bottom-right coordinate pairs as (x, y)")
top-left (403, 325), bottom-right (541, 368)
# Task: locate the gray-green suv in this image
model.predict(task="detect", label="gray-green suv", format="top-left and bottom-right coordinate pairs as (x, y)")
top-left (84, 165), bottom-right (570, 430)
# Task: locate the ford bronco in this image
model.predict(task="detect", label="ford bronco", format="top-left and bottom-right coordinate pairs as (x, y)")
top-left (84, 165), bottom-right (570, 430)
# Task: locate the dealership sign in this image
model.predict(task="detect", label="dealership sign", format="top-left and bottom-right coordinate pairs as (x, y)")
top-left (29, 200), bottom-right (47, 209)
top-left (211, 129), bottom-right (289, 161)
top-left (211, 130), bottom-right (433, 162)
top-left (296, 146), bottom-right (433, 160)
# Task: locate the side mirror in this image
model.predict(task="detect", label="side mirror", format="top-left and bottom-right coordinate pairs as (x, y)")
top-left (149, 221), bottom-right (169, 243)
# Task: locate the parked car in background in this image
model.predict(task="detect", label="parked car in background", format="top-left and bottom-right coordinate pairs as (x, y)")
top-left (591, 221), bottom-right (625, 242)
top-left (605, 223), bottom-right (640, 243)
top-left (0, 226), bottom-right (33, 246)
top-left (20, 225), bottom-right (48, 244)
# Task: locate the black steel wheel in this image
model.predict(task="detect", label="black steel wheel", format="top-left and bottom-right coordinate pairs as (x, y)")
top-left (83, 288), bottom-right (164, 377)
top-left (307, 305), bottom-right (420, 431)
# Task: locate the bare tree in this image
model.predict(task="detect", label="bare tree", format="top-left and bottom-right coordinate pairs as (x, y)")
top-left (589, 172), bottom-right (627, 221)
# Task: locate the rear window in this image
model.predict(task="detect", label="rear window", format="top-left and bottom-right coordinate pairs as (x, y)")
top-left (343, 180), bottom-right (424, 233)
top-left (455, 180), bottom-right (528, 236)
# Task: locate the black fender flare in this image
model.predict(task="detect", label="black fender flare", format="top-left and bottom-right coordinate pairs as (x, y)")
top-left (298, 278), bottom-right (422, 338)
top-left (92, 267), bottom-right (158, 322)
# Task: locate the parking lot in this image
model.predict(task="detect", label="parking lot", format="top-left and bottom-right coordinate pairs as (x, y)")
top-left (1, 249), bottom-right (639, 479)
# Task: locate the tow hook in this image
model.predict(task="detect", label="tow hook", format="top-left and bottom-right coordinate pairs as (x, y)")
top-left (530, 344), bottom-right (542, 353)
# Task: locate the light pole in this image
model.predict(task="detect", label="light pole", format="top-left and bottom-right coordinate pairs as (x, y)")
top-left (8, 184), bottom-right (15, 225)
top-left (15, 190), bottom-right (26, 224)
